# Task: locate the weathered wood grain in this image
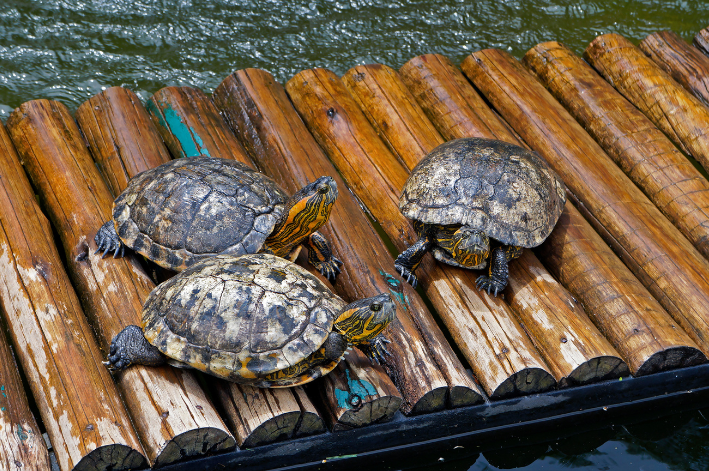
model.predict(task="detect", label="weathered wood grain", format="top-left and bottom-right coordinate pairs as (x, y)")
top-left (213, 68), bottom-right (481, 413)
top-left (85, 85), bottom-right (324, 446)
top-left (285, 68), bottom-right (556, 399)
top-left (0, 120), bottom-right (146, 471)
top-left (400, 52), bottom-right (705, 376)
top-left (462, 48), bottom-right (709, 357)
top-left (145, 85), bottom-right (402, 428)
top-left (75, 86), bottom-right (172, 197)
top-left (524, 41), bottom-right (709, 260)
top-left (0, 328), bottom-right (50, 471)
top-left (343, 63), bottom-right (627, 387)
top-left (693, 26), bottom-right (709, 56)
top-left (640, 31), bottom-right (709, 107)
top-left (6, 99), bottom-right (235, 467)
top-left (584, 33), bottom-right (709, 175)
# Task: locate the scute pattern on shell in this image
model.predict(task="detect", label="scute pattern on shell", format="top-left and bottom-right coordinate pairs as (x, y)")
top-left (399, 138), bottom-right (566, 247)
top-left (141, 254), bottom-right (346, 381)
top-left (113, 157), bottom-right (288, 270)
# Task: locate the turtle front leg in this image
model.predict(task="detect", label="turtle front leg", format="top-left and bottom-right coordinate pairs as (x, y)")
top-left (394, 233), bottom-right (433, 288)
top-left (475, 245), bottom-right (523, 297)
top-left (305, 231), bottom-right (343, 283)
top-left (104, 325), bottom-right (166, 372)
top-left (358, 335), bottom-right (391, 365)
top-left (94, 221), bottom-right (127, 259)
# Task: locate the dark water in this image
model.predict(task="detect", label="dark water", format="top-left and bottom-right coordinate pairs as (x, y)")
top-left (2, 1), bottom-right (709, 470)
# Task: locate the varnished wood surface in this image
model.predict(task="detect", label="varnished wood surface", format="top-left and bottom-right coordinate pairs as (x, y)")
top-left (5, 99), bottom-right (235, 467)
top-left (75, 86), bottom-right (172, 197)
top-left (213, 68), bottom-right (479, 414)
top-left (462, 48), bottom-right (709, 358)
top-left (524, 41), bottom-right (709, 261)
top-left (343, 62), bottom-right (627, 387)
top-left (0, 120), bottom-right (145, 471)
top-left (400, 52), bottom-right (705, 376)
top-left (584, 33), bottom-right (709, 175)
top-left (286, 67), bottom-right (556, 400)
top-left (640, 31), bottom-right (709, 107)
top-left (0, 328), bottom-right (50, 471)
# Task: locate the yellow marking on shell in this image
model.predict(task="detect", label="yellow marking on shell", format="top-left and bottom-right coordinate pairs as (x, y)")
top-left (237, 358), bottom-right (259, 380)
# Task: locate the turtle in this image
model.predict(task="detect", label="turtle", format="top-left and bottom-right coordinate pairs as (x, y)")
top-left (105, 253), bottom-right (395, 388)
top-left (395, 137), bottom-right (566, 295)
top-left (94, 156), bottom-right (343, 281)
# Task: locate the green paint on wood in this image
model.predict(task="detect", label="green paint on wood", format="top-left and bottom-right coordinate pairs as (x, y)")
top-left (146, 99), bottom-right (210, 158)
top-left (335, 369), bottom-right (377, 409)
top-left (16, 425), bottom-right (28, 441)
top-left (379, 270), bottom-right (409, 312)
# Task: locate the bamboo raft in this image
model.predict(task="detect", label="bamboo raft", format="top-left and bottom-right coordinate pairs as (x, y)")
top-left (3, 26), bottom-right (709, 471)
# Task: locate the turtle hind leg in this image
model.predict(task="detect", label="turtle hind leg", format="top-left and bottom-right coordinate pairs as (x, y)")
top-left (94, 221), bottom-right (127, 259)
top-left (105, 325), bottom-right (166, 372)
top-left (305, 231), bottom-right (343, 282)
top-left (476, 245), bottom-right (523, 297)
top-left (394, 232), bottom-right (434, 288)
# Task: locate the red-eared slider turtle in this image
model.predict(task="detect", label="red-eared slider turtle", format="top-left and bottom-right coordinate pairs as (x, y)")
top-left (395, 138), bottom-right (566, 295)
top-left (94, 156), bottom-right (343, 281)
top-left (105, 253), bottom-right (395, 388)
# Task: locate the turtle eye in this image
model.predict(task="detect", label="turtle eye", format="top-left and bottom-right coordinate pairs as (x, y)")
top-left (370, 302), bottom-right (382, 312)
top-left (317, 184), bottom-right (330, 194)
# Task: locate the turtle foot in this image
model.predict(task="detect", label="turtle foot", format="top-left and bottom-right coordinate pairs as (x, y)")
top-left (394, 261), bottom-right (418, 289)
top-left (94, 221), bottom-right (126, 259)
top-left (359, 335), bottom-right (391, 365)
top-left (475, 274), bottom-right (507, 297)
top-left (105, 325), bottom-right (165, 372)
top-left (313, 256), bottom-right (343, 283)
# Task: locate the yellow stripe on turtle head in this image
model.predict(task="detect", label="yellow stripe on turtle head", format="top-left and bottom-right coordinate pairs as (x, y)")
top-left (334, 293), bottom-right (396, 344)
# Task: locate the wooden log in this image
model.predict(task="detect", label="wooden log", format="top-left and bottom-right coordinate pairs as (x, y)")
top-left (75, 86), bottom-right (172, 197)
top-left (0, 328), bottom-right (50, 471)
top-left (342, 63), bottom-right (627, 387)
top-left (78, 87), bottom-right (324, 446)
top-left (213, 68), bottom-right (481, 412)
top-left (462, 48), bottom-right (709, 356)
top-left (145, 85), bottom-right (404, 426)
top-left (640, 31), bottom-right (709, 107)
top-left (6, 99), bottom-right (236, 467)
top-left (693, 26), bottom-right (709, 56)
top-left (583, 33), bottom-right (709, 175)
top-left (0, 120), bottom-right (146, 471)
top-left (524, 41), bottom-right (709, 260)
top-left (285, 68), bottom-right (556, 399)
top-left (400, 53), bottom-right (705, 376)
top-left (147, 86), bottom-right (251, 162)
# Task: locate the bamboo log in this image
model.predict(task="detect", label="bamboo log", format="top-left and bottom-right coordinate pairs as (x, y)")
top-left (286, 68), bottom-right (556, 399)
top-left (640, 31), bottom-right (709, 107)
top-left (144, 86), bottom-right (402, 428)
top-left (693, 27), bottom-right (709, 56)
top-left (80, 87), bottom-right (325, 445)
top-left (0, 120), bottom-right (146, 471)
top-left (583, 33), bottom-right (709, 175)
top-left (0, 329), bottom-right (50, 471)
top-left (147, 86), bottom-right (251, 162)
top-left (343, 63), bottom-right (627, 387)
top-left (6, 99), bottom-right (235, 467)
top-left (524, 41), bottom-right (709, 260)
top-left (401, 53), bottom-right (705, 376)
top-left (213, 68), bottom-right (481, 413)
top-left (462, 48), bottom-right (709, 356)
top-left (75, 86), bottom-right (172, 197)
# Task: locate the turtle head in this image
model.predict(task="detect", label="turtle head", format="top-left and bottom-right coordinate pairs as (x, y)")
top-left (265, 176), bottom-right (338, 257)
top-left (334, 293), bottom-right (396, 344)
top-left (451, 227), bottom-right (489, 267)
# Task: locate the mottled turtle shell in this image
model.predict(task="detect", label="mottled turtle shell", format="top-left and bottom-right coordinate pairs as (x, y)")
top-left (113, 157), bottom-right (287, 270)
top-left (141, 253), bottom-right (347, 383)
top-left (399, 138), bottom-right (566, 247)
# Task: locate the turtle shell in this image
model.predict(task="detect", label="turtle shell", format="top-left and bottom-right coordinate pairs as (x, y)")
top-left (113, 157), bottom-right (287, 270)
top-left (399, 138), bottom-right (566, 248)
top-left (141, 253), bottom-right (347, 384)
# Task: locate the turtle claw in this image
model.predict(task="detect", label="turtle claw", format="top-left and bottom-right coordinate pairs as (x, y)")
top-left (94, 221), bottom-right (127, 260)
top-left (316, 256), bottom-right (343, 283)
top-left (395, 263), bottom-right (418, 289)
top-left (360, 336), bottom-right (392, 365)
top-left (475, 275), bottom-right (505, 297)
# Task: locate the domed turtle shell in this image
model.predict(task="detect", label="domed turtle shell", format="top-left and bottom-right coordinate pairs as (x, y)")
top-left (141, 253), bottom-right (347, 383)
top-left (113, 157), bottom-right (288, 270)
top-left (399, 138), bottom-right (566, 248)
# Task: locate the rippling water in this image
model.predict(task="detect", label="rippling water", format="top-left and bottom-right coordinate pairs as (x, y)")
top-left (0, 0), bottom-right (707, 116)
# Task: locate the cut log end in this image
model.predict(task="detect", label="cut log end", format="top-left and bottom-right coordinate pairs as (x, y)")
top-left (73, 444), bottom-right (147, 471)
top-left (294, 411), bottom-right (327, 439)
top-left (448, 384), bottom-right (485, 409)
top-left (558, 356), bottom-right (630, 389)
top-left (406, 386), bottom-right (449, 416)
top-left (153, 428), bottom-right (236, 467)
top-left (332, 395), bottom-right (403, 432)
top-left (636, 347), bottom-right (708, 377)
top-left (241, 411), bottom-right (302, 449)
top-left (490, 368), bottom-right (556, 400)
